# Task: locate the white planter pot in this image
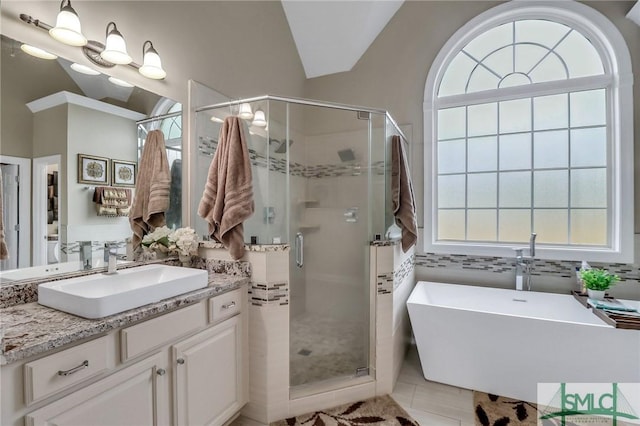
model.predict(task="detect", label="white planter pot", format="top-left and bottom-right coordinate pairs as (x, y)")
top-left (587, 289), bottom-right (606, 300)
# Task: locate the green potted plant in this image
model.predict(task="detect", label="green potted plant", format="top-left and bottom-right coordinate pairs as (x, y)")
top-left (580, 268), bottom-right (620, 300)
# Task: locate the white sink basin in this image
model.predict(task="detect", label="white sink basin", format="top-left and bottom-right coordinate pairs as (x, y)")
top-left (38, 265), bottom-right (208, 319)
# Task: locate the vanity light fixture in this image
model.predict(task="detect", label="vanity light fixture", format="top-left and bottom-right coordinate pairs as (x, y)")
top-left (238, 103), bottom-right (254, 120)
top-left (138, 41), bottom-right (166, 80)
top-left (70, 63), bottom-right (101, 75)
top-left (108, 76), bottom-right (134, 88)
top-left (252, 109), bottom-right (267, 127)
top-left (19, 9), bottom-right (167, 80)
top-left (49, 0), bottom-right (87, 46)
top-left (20, 44), bottom-right (58, 60)
top-left (100, 22), bottom-right (132, 65)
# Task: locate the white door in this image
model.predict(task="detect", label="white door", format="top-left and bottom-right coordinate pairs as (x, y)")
top-left (1, 164), bottom-right (19, 270)
top-left (173, 316), bottom-right (243, 426)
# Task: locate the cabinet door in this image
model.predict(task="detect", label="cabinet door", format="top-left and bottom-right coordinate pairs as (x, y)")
top-left (25, 352), bottom-right (170, 426)
top-left (173, 315), bottom-right (243, 426)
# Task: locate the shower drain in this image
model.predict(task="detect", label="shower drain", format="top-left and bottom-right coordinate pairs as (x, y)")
top-left (297, 349), bottom-right (312, 356)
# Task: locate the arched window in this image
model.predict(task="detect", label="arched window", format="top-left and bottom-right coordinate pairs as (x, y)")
top-left (424, 1), bottom-right (633, 262)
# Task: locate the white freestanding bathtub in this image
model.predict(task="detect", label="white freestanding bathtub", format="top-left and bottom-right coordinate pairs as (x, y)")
top-left (407, 281), bottom-right (640, 403)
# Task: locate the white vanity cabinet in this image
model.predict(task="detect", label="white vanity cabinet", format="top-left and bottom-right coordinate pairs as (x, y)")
top-left (1, 287), bottom-right (248, 426)
top-left (25, 352), bottom-right (170, 426)
top-left (173, 315), bottom-right (244, 426)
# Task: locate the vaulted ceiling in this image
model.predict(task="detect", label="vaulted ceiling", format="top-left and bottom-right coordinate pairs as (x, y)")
top-left (281, 0), bottom-right (404, 78)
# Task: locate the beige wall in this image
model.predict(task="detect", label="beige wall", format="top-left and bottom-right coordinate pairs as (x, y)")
top-left (304, 0), bottom-right (640, 233)
top-left (0, 1), bottom-right (306, 107)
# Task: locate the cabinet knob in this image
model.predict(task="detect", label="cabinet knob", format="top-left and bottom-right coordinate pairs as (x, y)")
top-left (156, 368), bottom-right (166, 376)
top-left (177, 358), bottom-right (185, 365)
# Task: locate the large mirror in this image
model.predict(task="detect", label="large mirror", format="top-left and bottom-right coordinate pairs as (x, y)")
top-left (0, 35), bottom-right (182, 282)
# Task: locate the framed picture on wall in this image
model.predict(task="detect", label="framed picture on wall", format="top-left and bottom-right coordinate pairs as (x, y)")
top-left (77, 154), bottom-right (109, 185)
top-left (112, 159), bottom-right (137, 187)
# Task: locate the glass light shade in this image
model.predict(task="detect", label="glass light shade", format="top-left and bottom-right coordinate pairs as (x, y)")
top-left (139, 46), bottom-right (166, 79)
top-left (252, 110), bottom-right (267, 127)
top-left (70, 63), bottom-right (100, 75)
top-left (101, 30), bottom-right (132, 65)
top-left (20, 44), bottom-right (57, 60)
top-left (238, 103), bottom-right (254, 120)
top-left (49, 5), bottom-right (87, 46)
top-left (108, 76), bottom-right (134, 88)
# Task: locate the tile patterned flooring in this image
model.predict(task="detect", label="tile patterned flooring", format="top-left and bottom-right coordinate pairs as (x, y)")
top-left (231, 345), bottom-right (475, 425)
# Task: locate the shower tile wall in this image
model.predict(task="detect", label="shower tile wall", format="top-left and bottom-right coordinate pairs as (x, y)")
top-left (372, 243), bottom-right (416, 396)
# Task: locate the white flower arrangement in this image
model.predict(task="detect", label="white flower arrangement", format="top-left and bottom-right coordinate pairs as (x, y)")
top-left (142, 226), bottom-right (199, 257)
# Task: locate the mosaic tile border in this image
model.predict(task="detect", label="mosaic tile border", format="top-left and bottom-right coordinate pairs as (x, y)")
top-left (60, 239), bottom-right (127, 255)
top-left (249, 282), bottom-right (289, 306)
top-left (415, 253), bottom-right (640, 283)
top-left (370, 240), bottom-right (399, 247)
top-left (394, 254), bottom-right (415, 290)
top-left (199, 137), bottom-right (387, 179)
top-left (377, 272), bottom-right (394, 295)
top-left (199, 241), bottom-right (290, 252)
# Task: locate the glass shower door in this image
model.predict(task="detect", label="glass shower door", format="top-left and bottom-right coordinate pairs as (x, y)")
top-left (286, 102), bottom-right (372, 390)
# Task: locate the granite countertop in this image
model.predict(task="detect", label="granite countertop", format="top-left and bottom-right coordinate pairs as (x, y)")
top-left (0, 273), bottom-right (249, 365)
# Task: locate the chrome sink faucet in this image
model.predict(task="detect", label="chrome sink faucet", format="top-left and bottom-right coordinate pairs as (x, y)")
top-left (514, 233), bottom-right (536, 291)
top-left (104, 243), bottom-right (118, 275)
top-left (79, 241), bottom-right (92, 270)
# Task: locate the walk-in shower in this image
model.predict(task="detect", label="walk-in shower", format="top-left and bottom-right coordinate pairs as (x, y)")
top-left (193, 95), bottom-right (406, 395)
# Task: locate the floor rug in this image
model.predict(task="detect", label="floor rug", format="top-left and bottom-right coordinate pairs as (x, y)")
top-left (271, 395), bottom-right (419, 425)
top-left (474, 392), bottom-right (537, 426)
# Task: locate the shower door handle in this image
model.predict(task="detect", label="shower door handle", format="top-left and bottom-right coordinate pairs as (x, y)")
top-left (295, 232), bottom-right (304, 268)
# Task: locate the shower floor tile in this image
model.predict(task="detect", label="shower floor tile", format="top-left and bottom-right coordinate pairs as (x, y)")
top-left (289, 312), bottom-right (367, 387)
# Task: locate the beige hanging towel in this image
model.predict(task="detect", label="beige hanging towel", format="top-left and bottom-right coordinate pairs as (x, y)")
top-left (129, 130), bottom-right (170, 250)
top-left (198, 116), bottom-right (254, 260)
top-left (391, 135), bottom-right (417, 252)
top-left (0, 174), bottom-right (8, 260)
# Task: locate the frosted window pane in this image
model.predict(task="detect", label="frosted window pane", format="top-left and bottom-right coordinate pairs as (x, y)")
top-left (468, 173), bottom-right (497, 208)
top-left (438, 107), bottom-right (466, 140)
top-left (464, 22), bottom-right (512, 60)
top-left (499, 73), bottom-right (531, 88)
top-left (468, 137), bottom-right (497, 172)
top-left (534, 130), bottom-right (568, 169)
top-left (570, 127), bottom-right (606, 167)
top-left (514, 44), bottom-right (548, 74)
top-left (533, 94), bottom-right (568, 130)
top-left (499, 210), bottom-right (532, 242)
top-left (515, 20), bottom-right (571, 49)
top-left (534, 210), bottom-right (568, 244)
top-left (570, 90), bottom-right (606, 127)
top-left (499, 171), bottom-right (531, 208)
top-left (438, 139), bottom-right (466, 174)
top-left (438, 210), bottom-right (466, 240)
top-left (439, 52), bottom-right (476, 97)
top-left (570, 209), bottom-right (607, 245)
top-left (467, 66), bottom-right (500, 93)
top-left (571, 168), bottom-right (606, 208)
top-left (529, 54), bottom-right (567, 83)
top-left (468, 103), bottom-right (497, 137)
top-left (499, 133), bottom-right (531, 171)
top-left (483, 46), bottom-right (512, 78)
top-left (534, 170), bottom-right (568, 207)
top-left (555, 31), bottom-right (604, 78)
top-left (500, 98), bottom-right (531, 133)
top-left (438, 174), bottom-right (465, 208)
top-left (468, 210), bottom-right (497, 241)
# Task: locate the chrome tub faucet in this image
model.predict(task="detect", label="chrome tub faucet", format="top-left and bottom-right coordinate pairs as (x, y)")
top-left (514, 233), bottom-right (536, 291)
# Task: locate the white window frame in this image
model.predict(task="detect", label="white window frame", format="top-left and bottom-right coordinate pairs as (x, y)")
top-left (423, 0), bottom-right (634, 263)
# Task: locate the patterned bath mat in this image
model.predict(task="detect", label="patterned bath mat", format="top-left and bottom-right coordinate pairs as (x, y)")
top-left (474, 392), bottom-right (537, 426)
top-left (271, 395), bottom-right (418, 425)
